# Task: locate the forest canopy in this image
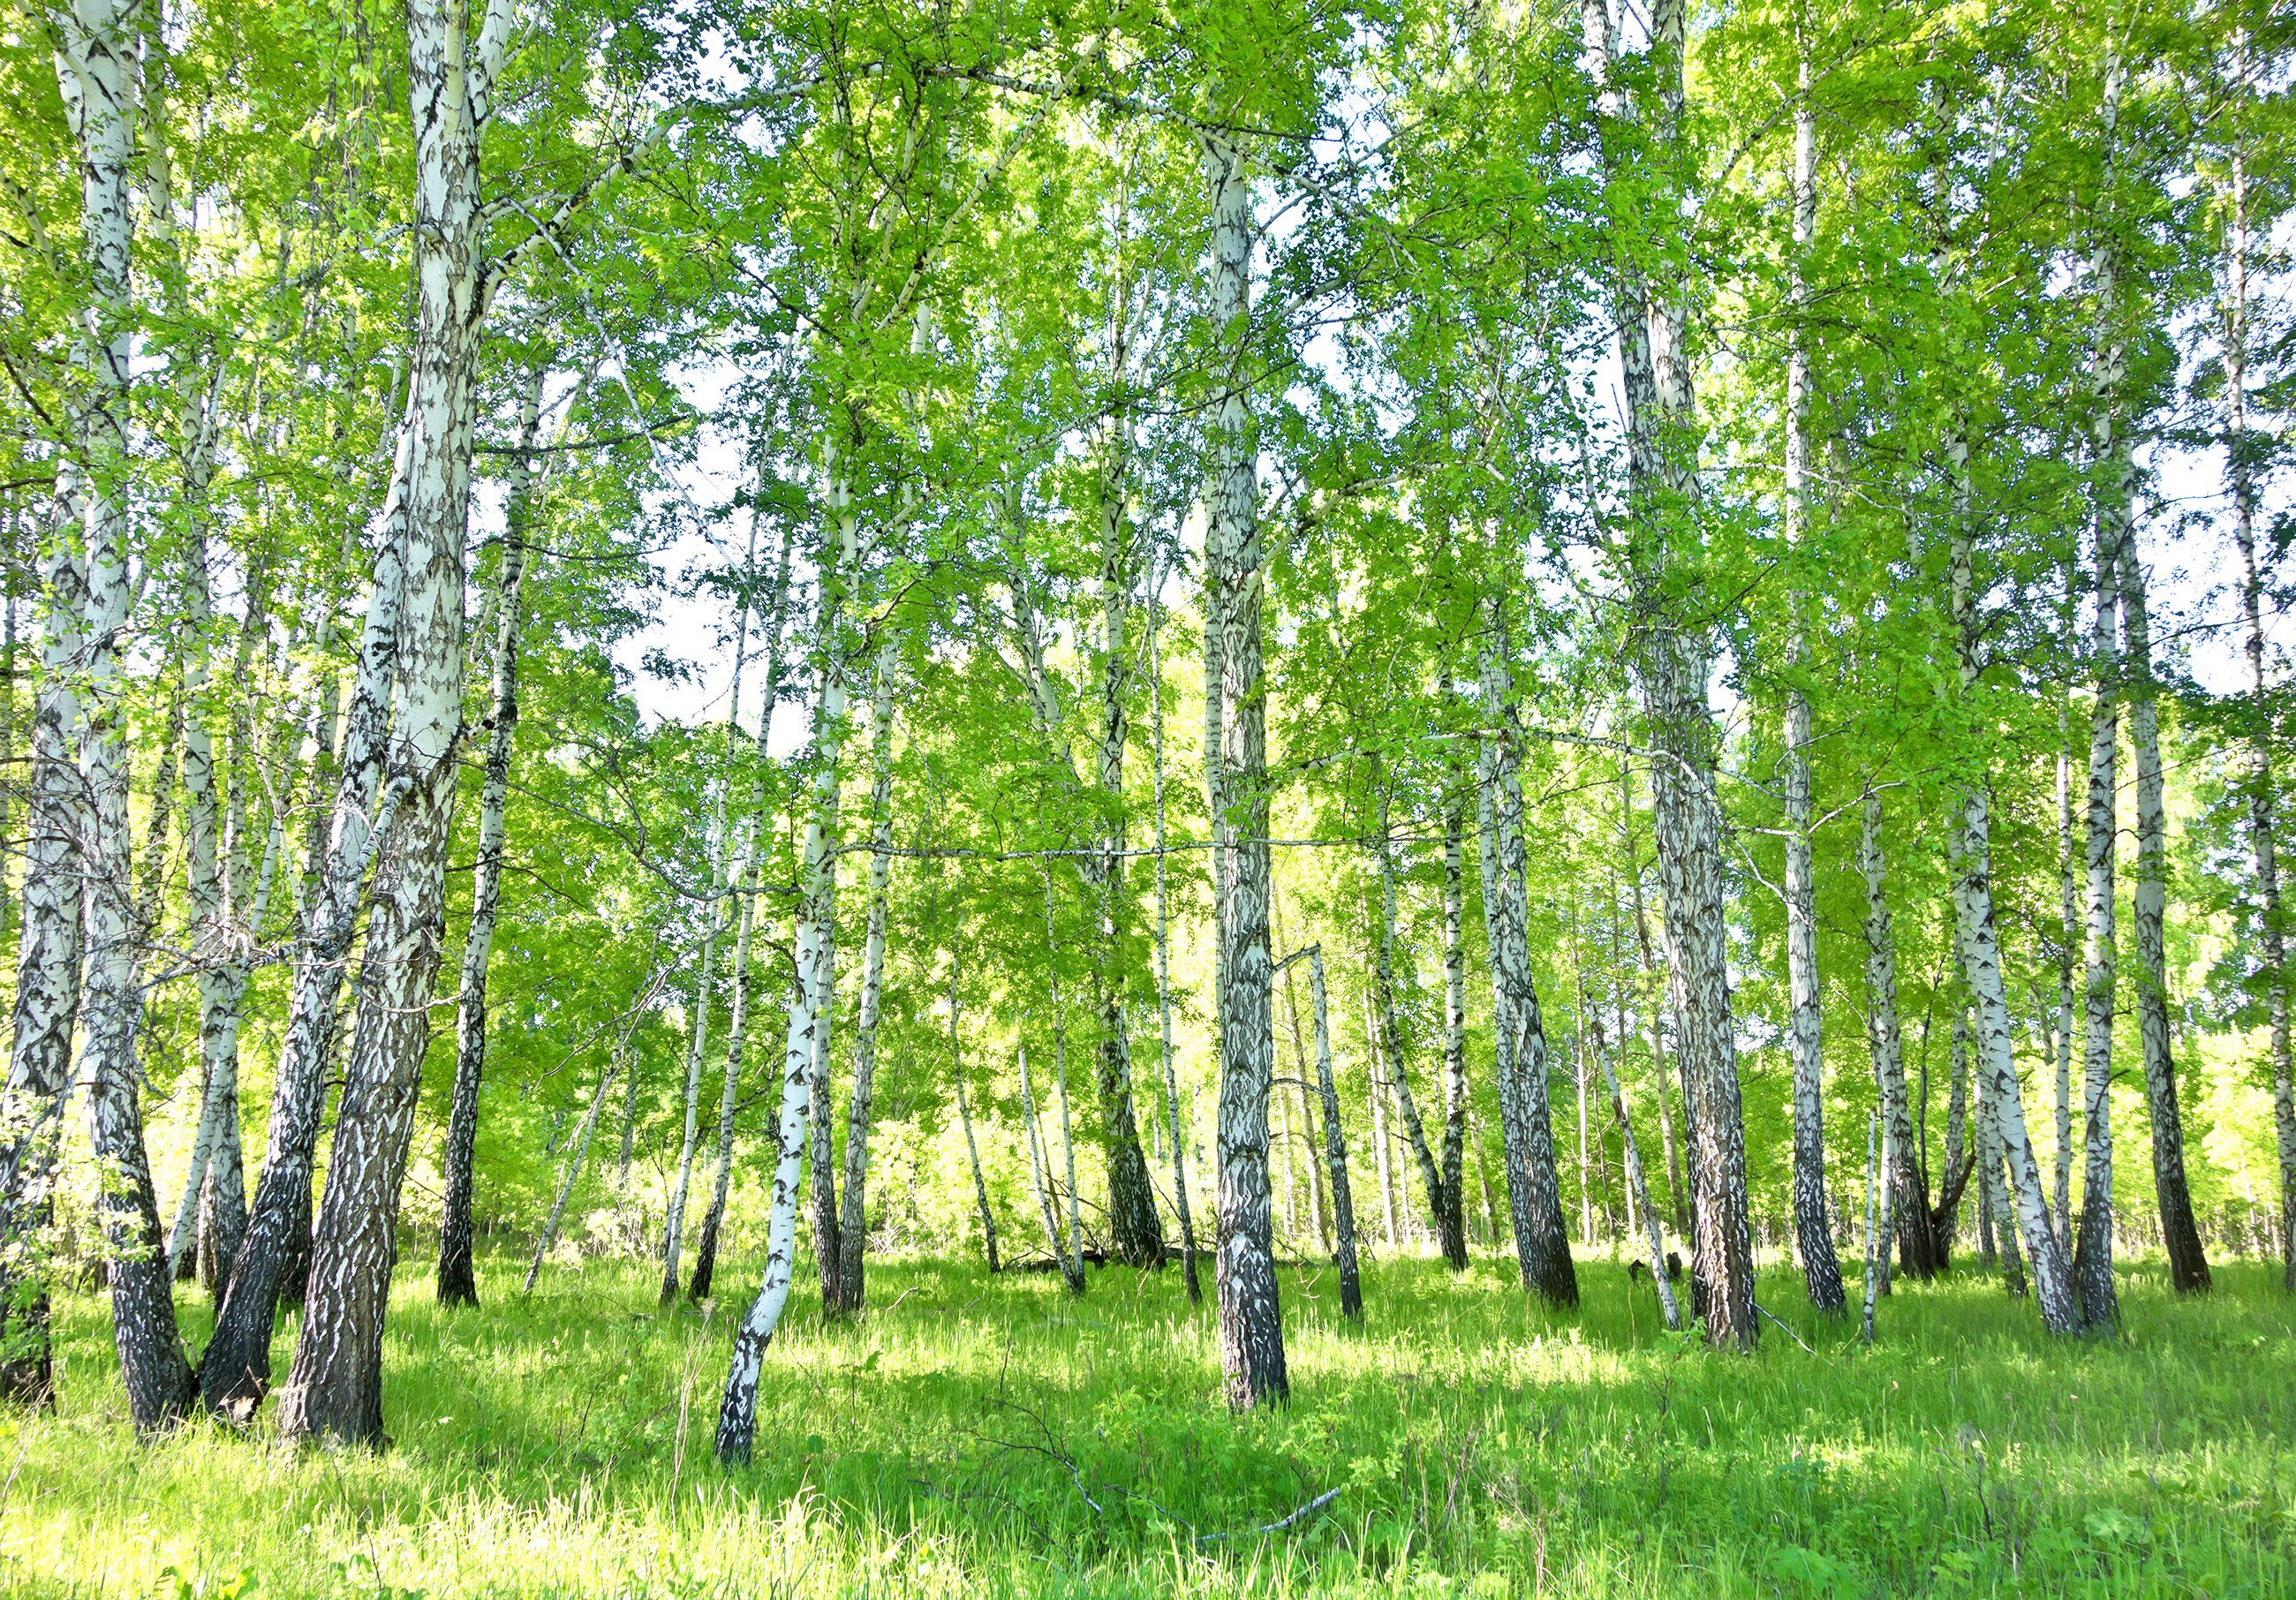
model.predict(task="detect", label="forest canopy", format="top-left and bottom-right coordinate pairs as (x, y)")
top-left (1, 0), bottom-right (2293, 1592)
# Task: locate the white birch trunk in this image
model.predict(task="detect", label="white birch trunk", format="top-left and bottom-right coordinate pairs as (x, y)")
top-left (1144, 568), bottom-right (1200, 1300)
top-left (1199, 128), bottom-right (1283, 1406)
top-left (1306, 949), bottom-right (1362, 1316)
top-left (831, 642), bottom-right (897, 1311)
top-left (437, 369), bottom-right (545, 1308)
top-left (278, 0), bottom-right (515, 1445)
top-left (2223, 110), bottom-right (2296, 1289)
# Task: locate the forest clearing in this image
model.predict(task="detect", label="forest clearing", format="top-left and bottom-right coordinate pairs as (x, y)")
top-left (4, 0), bottom-right (2296, 1594)
top-left (3, 1254), bottom-right (2289, 1597)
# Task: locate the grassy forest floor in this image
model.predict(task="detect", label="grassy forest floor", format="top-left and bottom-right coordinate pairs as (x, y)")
top-left (1, 1250), bottom-right (2291, 1597)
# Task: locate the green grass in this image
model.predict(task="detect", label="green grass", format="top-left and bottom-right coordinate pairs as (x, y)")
top-left (2, 1249), bottom-right (2292, 1597)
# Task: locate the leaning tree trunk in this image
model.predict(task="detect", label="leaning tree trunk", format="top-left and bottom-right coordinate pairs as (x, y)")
top-left (1859, 786), bottom-right (1937, 1279)
top-left (691, 518), bottom-right (796, 1304)
top-left (1199, 128), bottom-right (1284, 1408)
top-left (436, 371), bottom-right (545, 1309)
top-left (1943, 425), bottom-right (2083, 1338)
top-left (1780, 42), bottom-right (1846, 1317)
top-left (831, 643), bottom-right (898, 1313)
top-left (199, 522), bottom-right (403, 1420)
top-left (2119, 544), bottom-right (2209, 1292)
top-left (1144, 568), bottom-right (1200, 1301)
top-left (2224, 119), bottom-right (2296, 1290)
top-left (1018, 1045), bottom-right (1081, 1293)
top-left (1305, 949), bottom-right (1362, 1317)
top-left (716, 509), bottom-right (852, 1465)
top-left (1972, 1051), bottom-right (2027, 1295)
top-left (1594, 1012), bottom-right (1679, 1331)
top-left (523, 1046), bottom-right (621, 1296)
top-left (277, 0), bottom-right (510, 1445)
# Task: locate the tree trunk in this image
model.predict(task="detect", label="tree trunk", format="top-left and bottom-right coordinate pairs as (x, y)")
top-left (524, 1045), bottom-right (621, 1296)
top-left (0, 534), bottom-right (87, 1410)
top-left (716, 592), bottom-right (848, 1461)
top-left (689, 858), bottom-right (755, 1306)
top-left (1594, 1010), bottom-right (1678, 1330)
top-left (1019, 1043), bottom-right (1084, 1294)
top-left (436, 371), bottom-right (546, 1309)
top-left (2224, 117), bottom-right (2296, 1292)
top-left (1306, 950), bottom-right (1362, 1317)
top-left (1198, 129), bottom-right (1285, 1407)
top-left (2118, 545), bottom-right (2209, 1291)
top-left (1943, 427), bottom-right (2083, 1338)
top-left (660, 929), bottom-right (718, 1304)
top-left (1859, 787), bottom-right (1937, 1279)
top-left (200, 518), bottom-right (404, 1419)
top-left (1584, 0), bottom-right (1759, 1349)
top-left (691, 518), bottom-right (797, 1302)
top-left (2055, 693), bottom-right (2079, 1248)
top-left (1972, 1045), bottom-right (2027, 1295)
top-left (1370, 985), bottom-right (1397, 1250)
top-left (832, 643), bottom-right (898, 1313)
top-left (1780, 39), bottom-right (1846, 1317)
top-left (1090, 479), bottom-right (1162, 1272)
top-left (1436, 805), bottom-right (1470, 1266)
top-left (948, 955), bottom-right (1000, 1275)
top-left (277, 0), bottom-right (516, 1445)
top-left (2075, 494), bottom-right (2123, 1329)
top-left (1375, 784), bottom-right (1455, 1264)
top-left (1144, 565), bottom-right (1200, 1301)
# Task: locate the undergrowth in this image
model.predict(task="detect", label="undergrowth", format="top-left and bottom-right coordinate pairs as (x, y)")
top-left (1, 1250), bottom-right (2290, 1596)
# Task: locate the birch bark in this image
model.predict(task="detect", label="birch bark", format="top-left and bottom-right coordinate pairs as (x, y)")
top-left (278, 0), bottom-right (514, 1445)
top-left (2223, 109), bottom-right (2296, 1290)
top-left (831, 642), bottom-right (898, 1311)
top-left (1858, 787), bottom-right (1937, 1278)
top-left (2118, 543), bottom-right (2209, 1291)
top-left (1306, 950), bottom-right (1361, 1317)
top-left (1199, 129), bottom-right (1283, 1406)
top-left (1145, 566), bottom-right (1200, 1300)
top-left (435, 370), bottom-right (548, 1306)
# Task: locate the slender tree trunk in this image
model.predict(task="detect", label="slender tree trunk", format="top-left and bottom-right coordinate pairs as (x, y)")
top-left (806, 849), bottom-right (842, 1306)
top-left (2224, 116), bottom-right (2296, 1291)
top-left (1585, 0), bottom-right (1758, 1348)
top-left (716, 500), bottom-right (857, 1462)
top-left (832, 644), bottom-right (898, 1312)
top-left (1305, 950), bottom-right (1362, 1317)
top-left (1780, 36), bottom-right (1845, 1316)
top-left (524, 1047), bottom-right (620, 1296)
top-left (1199, 129), bottom-right (1283, 1407)
top-left (1942, 426), bottom-right (2083, 1337)
top-left (1435, 805), bottom-right (1469, 1265)
top-left (948, 955), bottom-right (999, 1274)
top-left (691, 519), bottom-right (797, 1302)
top-left (1969, 1007), bottom-right (1999, 1266)
top-left (688, 860), bottom-right (754, 1306)
top-left (1975, 1060), bottom-right (2027, 1296)
top-left (436, 373), bottom-right (545, 1308)
top-left (1019, 1044), bottom-right (1083, 1293)
top-left (1476, 614), bottom-right (1577, 1301)
top-left (1144, 562), bottom-right (1201, 1302)
top-left (34, 0), bottom-right (193, 1431)
top-left (2118, 546), bottom-right (2209, 1291)
top-left (1859, 787), bottom-right (1936, 1279)
top-left (660, 931), bottom-right (718, 1304)
top-left (1594, 1010), bottom-right (1678, 1330)
top-left (2075, 497), bottom-right (2123, 1327)
top-left (1371, 987), bottom-right (1397, 1250)
top-left (2056, 692), bottom-right (2079, 1248)
top-left (1375, 785), bottom-right (1455, 1264)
